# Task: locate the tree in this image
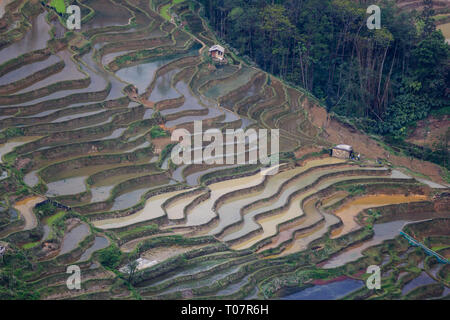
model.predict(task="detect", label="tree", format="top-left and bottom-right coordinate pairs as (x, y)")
top-left (99, 245), bottom-right (122, 269)
top-left (380, 94), bottom-right (430, 138)
top-left (197, 0), bottom-right (448, 137)
top-left (127, 258), bottom-right (139, 284)
top-left (261, 5), bottom-right (295, 76)
top-left (410, 31), bottom-right (449, 100)
top-left (420, 0), bottom-right (436, 38)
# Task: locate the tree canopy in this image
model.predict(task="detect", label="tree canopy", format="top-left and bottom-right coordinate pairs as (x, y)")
top-left (199, 0), bottom-right (449, 139)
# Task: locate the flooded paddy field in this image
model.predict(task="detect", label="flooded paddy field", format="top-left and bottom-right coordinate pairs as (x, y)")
top-left (0, 12), bottom-right (51, 65)
top-left (46, 176), bottom-right (89, 197)
top-left (202, 66), bottom-right (259, 100)
top-left (109, 186), bottom-right (155, 211)
top-left (150, 264), bottom-right (243, 297)
top-left (281, 278), bottom-right (364, 300)
top-left (0, 55), bottom-right (61, 88)
top-left (0, 0), bottom-right (448, 301)
top-left (58, 223), bottom-right (90, 256)
top-left (204, 162), bottom-right (335, 236)
top-left (330, 194), bottom-right (429, 239)
top-left (324, 220), bottom-right (412, 268)
top-left (401, 272), bottom-right (437, 296)
top-left (257, 197), bottom-right (325, 252)
top-left (165, 190), bottom-right (207, 221)
top-left (81, 0), bottom-right (133, 30)
top-left (77, 236), bottom-right (109, 262)
top-left (116, 59), bottom-right (174, 94)
top-left (93, 188), bottom-right (189, 229)
top-left (221, 165), bottom-right (375, 244)
top-left (182, 167), bottom-right (272, 227)
top-left (14, 51), bottom-right (85, 94)
top-left (230, 171), bottom-right (390, 251)
top-left (0, 136), bottom-right (41, 162)
top-left (147, 258), bottom-right (230, 287)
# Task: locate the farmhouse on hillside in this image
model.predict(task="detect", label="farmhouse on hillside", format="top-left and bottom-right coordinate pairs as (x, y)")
top-left (331, 144), bottom-right (353, 159)
top-left (209, 44), bottom-right (225, 61)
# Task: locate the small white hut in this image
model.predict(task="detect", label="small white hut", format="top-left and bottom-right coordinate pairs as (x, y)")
top-left (332, 144), bottom-right (353, 159)
top-left (209, 44), bottom-right (225, 61)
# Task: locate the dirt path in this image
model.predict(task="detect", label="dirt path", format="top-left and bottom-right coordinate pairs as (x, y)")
top-left (13, 196), bottom-right (45, 230)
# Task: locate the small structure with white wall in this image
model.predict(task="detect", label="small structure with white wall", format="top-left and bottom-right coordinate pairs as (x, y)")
top-left (331, 144), bottom-right (353, 159)
top-left (209, 44), bottom-right (225, 61)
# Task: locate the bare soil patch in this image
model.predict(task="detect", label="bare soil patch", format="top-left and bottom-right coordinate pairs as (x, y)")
top-left (406, 115), bottom-right (449, 149)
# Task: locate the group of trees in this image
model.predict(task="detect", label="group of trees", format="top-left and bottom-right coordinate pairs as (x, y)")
top-left (198, 0), bottom-right (449, 138)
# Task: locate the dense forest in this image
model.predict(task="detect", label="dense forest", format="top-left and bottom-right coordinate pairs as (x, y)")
top-left (198, 0), bottom-right (449, 140)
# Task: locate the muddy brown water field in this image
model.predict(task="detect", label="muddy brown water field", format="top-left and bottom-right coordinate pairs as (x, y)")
top-left (0, 0), bottom-right (448, 300)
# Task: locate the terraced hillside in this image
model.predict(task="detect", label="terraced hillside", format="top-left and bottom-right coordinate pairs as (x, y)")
top-left (0, 0), bottom-right (448, 300)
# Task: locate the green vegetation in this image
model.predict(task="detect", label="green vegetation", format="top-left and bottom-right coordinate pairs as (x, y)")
top-left (0, 251), bottom-right (40, 299)
top-left (14, 187), bottom-right (29, 197)
top-left (161, 4), bottom-right (172, 20)
top-left (339, 184), bottom-right (366, 197)
top-left (117, 224), bottom-right (158, 239)
top-left (99, 245), bottom-right (122, 269)
top-left (50, 0), bottom-right (66, 14)
top-left (385, 135), bottom-right (449, 169)
top-left (199, 0), bottom-right (449, 139)
top-left (0, 0), bottom-right (447, 301)
top-left (46, 211), bottom-right (65, 226)
top-left (161, 0), bottom-right (185, 20)
top-left (35, 202), bottom-right (58, 219)
top-left (366, 209), bottom-right (382, 225)
top-left (150, 126), bottom-right (168, 139)
top-left (157, 143), bottom-right (177, 167)
top-left (430, 106), bottom-right (450, 116)
top-left (432, 245), bottom-right (450, 251)
top-left (22, 241), bottom-right (40, 249)
top-left (441, 167), bottom-right (450, 184)
top-left (0, 128), bottom-right (24, 141)
top-left (44, 211), bottom-right (66, 240)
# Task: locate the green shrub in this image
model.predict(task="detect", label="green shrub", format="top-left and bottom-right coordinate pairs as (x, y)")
top-left (150, 126), bottom-right (168, 139)
top-left (99, 245), bottom-right (122, 269)
top-left (50, 0), bottom-right (66, 14)
top-left (344, 185), bottom-right (366, 196)
top-left (15, 187), bottom-right (29, 197)
top-left (0, 127), bottom-right (24, 141)
top-left (118, 224), bottom-right (158, 239)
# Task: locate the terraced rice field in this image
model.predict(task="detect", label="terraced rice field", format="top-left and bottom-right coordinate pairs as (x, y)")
top-left (0, 0), bottom-right (448, 301)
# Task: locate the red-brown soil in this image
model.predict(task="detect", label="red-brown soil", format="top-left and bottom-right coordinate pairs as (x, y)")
top-left (152, 137), bottom-right (172, 154)
top-left (294, 146), bottom-right (323, 159)
top-left (406, 115), bottom-right (449, 150)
